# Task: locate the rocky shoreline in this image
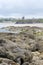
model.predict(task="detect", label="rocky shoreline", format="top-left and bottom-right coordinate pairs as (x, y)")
top-left (0, 26), bottom-right (43, 65)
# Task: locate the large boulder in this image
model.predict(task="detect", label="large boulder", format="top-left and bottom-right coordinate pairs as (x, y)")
top-left (0, 38), bottom-right (33, 65)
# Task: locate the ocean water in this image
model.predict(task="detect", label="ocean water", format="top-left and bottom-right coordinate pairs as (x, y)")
top-left (0, 23), bottom-right (43, 33)
top-left (0, 23), bottom-right (43, 28)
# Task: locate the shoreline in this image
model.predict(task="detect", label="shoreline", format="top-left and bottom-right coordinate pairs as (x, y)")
top-left (0, 23), bottom-right (43, 28)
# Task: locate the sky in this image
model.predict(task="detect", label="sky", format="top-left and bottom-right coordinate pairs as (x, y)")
top-left (0, 0), bottom-right (43, 18)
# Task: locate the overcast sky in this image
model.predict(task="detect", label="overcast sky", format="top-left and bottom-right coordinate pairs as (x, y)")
top-left (0, 0), bottom-right (43, 18)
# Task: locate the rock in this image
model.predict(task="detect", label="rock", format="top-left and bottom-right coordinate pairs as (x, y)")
top-left (22, 62), bottom-right (29, 65)
top-left (30, 43), bottom-right (40, 52)
top-left (0, 38), bottom-right (33, 64)
top-left (0, 58), bottom-right (20, 65)
top-left (0, 26), bottom-right (43, 65)
top-left (24, 51), bottom-right (33, 62)
top-left (38, 41), bottom-right (43, 52)
top-left (32, 60), bottom-right (43, 65)
top-left (32, 51), bottom-right (40, 57)
top-left (32, 51), bottom-right (40, 61)
top-left (39, 52), bottom-right (43, 60)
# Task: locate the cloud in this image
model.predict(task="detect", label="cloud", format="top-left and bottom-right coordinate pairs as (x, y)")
top-left (0, 0), bottom-right (43, 18)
